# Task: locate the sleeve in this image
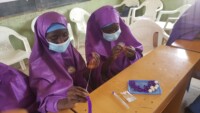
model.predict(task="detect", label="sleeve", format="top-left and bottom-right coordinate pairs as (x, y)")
top-left (29, 62), bottom-right (72, 113)
top-left (29, 77), bottom-right (67, 113)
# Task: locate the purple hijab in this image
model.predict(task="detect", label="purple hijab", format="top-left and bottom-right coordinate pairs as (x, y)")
top-left (166, 1), bottom-right (200, 45)
top-left (86, 6), bottom-right (143, 89)
top-left (29, 12), bottom-right (88, 113)
top-left (0, 63), bottom-right (38, 113)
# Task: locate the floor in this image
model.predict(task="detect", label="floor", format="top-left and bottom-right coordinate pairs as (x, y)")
top-left (18, 35), bottom-right (200, 113)
top-left (182, 78), bottom-right (200, 112)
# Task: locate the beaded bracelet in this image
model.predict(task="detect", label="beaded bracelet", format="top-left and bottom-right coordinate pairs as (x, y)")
top-left (129, 80), bottom-right (159, 93)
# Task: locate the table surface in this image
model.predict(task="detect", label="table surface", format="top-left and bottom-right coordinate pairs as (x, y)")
top-left (1, 109), bottom-right (28, 113)
top-left (58, 46), bottom-right (200, 113)
top-left (171, 39), bottom-right (200, 53)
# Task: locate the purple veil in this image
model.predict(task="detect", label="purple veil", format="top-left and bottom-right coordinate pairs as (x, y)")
top-left (86, 5), bottom-right (143, 60)
top-left (167, 1), bottom-right (200, 45)
top-left (29, 12), bottom-right (87, 112)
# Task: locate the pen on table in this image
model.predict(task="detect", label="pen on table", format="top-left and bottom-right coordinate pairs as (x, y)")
top-left (112, 91), bottom-right (130, 109)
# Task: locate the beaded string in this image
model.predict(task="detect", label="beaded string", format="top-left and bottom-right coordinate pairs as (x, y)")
top-left (129, 80), bottom-right (159, 93)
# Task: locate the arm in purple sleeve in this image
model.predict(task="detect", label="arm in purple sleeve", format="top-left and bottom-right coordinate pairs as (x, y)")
top-left (29, 77), bottom-right (69, 113)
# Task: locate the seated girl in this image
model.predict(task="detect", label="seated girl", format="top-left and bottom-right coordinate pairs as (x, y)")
top-left (29, 12), bottom-right (98, 113)
top-left (85, 5), bottom-right (143, 89)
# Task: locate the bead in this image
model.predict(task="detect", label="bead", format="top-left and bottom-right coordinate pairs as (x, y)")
top-left (155, 84), bottom-right (159, 88)
top-left (154, 81), bottom-right (159, 84)
top-left (150, 87), bottom-right (155, 91)
top-left (148, 89), bottom-right (153, 93)
top-left (154, 84), bottom-right (159, 89)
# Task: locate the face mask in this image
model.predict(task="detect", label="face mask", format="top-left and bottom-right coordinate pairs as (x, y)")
top-left (103, 28), bottom-right (121, 42)
top-left (48, 38), bottom-right (71, 53)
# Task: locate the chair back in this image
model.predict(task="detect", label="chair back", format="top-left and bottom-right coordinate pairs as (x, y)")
top-left (0, 26), bottom-right (16, 59)
top-left (142, 0), bottom-right (163, 21)
top-left (124, 0), bottom-right (139, 7)
top-left (0, 26), bottom-right (31, 70)
top-left (115, 0), bottom-right (140, 25)
top-left (67, 23), bottom-right (75, 46)
top-left (130, 18), bottom-right (168, 55)
top-left (69, 7), bottom-right (90, 34)
top-left (114, 0), bottom-right (139, 8)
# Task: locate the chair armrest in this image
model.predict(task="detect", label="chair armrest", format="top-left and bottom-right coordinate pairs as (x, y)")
top-left (114, 2), bottom-right (124, 8)
top-left (134, 3), bottom-right (144, 10)
top-left (163, 17), bottom-right (178, 29)
top-left (129, 5), bottom-right (143, 19)
top-left (156, 9), bottom-right (179, 21)
top-left (83, 11), bottom-right (90, 17)
top-left (14, 34), bottom-right (31, 53)
top-left (168, 17), bottom-right (178, 22)
top-left (156, 2), bottom-right (163, 12)
top-left (20, 36), bottom-right (31, 53)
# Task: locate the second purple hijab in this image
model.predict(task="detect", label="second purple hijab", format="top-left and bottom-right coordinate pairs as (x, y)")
top-left (166, 1), bottom-right (200, 45)
top-left (29, 12), bottom-right (88, 113)
top-left (0, 63), bottom-right (38, 113)
top-left (85, 5), bottom-right (143, 89)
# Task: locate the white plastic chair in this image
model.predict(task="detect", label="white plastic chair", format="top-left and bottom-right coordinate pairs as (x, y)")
top-left (114, 0), bottom-right (139, 8)
top-left (69, 7), bottom-right (90, 48)
top-left (67, 23), bottom-right (75, 46)
top-left (156, 4), bottom-right (191, 33)
top-left (130, 0), bottom-right (163, 24)
top-left (0, 26), bottom-right (31, 70)
top-left (130, 18), bottom-right (169, 55)
top-left (114, 0), bottom-right (140, 25)
top-left (184, 0), bottom-right (196, 5)
top-left (31, 16), bottom-right (38, 32)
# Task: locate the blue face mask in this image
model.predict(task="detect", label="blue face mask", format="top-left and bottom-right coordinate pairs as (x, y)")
top-left (48, 38), bottom-right (71, 53)
top-left (103, 28), bottom-right (121, 42)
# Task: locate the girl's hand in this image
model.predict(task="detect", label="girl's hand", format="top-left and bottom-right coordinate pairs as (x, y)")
top-left (57, 86), bottom-right (89, 110)
top-left (124, 46), bottom-right (135, 58)
top-left (88, 52), bottom-right (100, 69)
top-left (111, 44), bottom-right (124, 60)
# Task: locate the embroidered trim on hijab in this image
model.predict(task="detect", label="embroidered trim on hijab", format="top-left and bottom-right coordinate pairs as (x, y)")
top-left (47, 23), bottom-right (66, 33)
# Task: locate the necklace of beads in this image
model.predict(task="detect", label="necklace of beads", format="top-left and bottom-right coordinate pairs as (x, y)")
top-left (129, 80), bottom-right (159, 93)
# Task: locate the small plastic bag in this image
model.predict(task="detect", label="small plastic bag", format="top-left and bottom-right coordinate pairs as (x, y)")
top-left (120, 91), bottom-right (136, 103)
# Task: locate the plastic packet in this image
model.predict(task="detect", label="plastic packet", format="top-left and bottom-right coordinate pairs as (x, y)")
top-left (120, 91), bottom-right (136, 103)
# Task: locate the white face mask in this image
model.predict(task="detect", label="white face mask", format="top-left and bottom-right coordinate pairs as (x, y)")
top-left (103, 28), bottom-right (121, 42)
top-left (48, 38), bottom-right (71, 53)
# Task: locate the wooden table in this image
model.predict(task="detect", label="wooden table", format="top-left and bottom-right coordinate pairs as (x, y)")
top-left (171, 39), bottom-right (200, 79)
top-left (59, 46), bottom-right (200, 113)
top-left (1, 109), bottom-right (27, 113)
top-left (171, 39), bottom-right (200, 53)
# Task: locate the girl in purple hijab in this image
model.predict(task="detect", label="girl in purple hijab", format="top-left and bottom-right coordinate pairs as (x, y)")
top-left (166, 1), bottom-right (200, 45)
top-left (0, 63), bottom-right (38, 113)
top-left (29, 12), bottom-right (98, 113)
top-left (85, 5), bottom-right (143, 89)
